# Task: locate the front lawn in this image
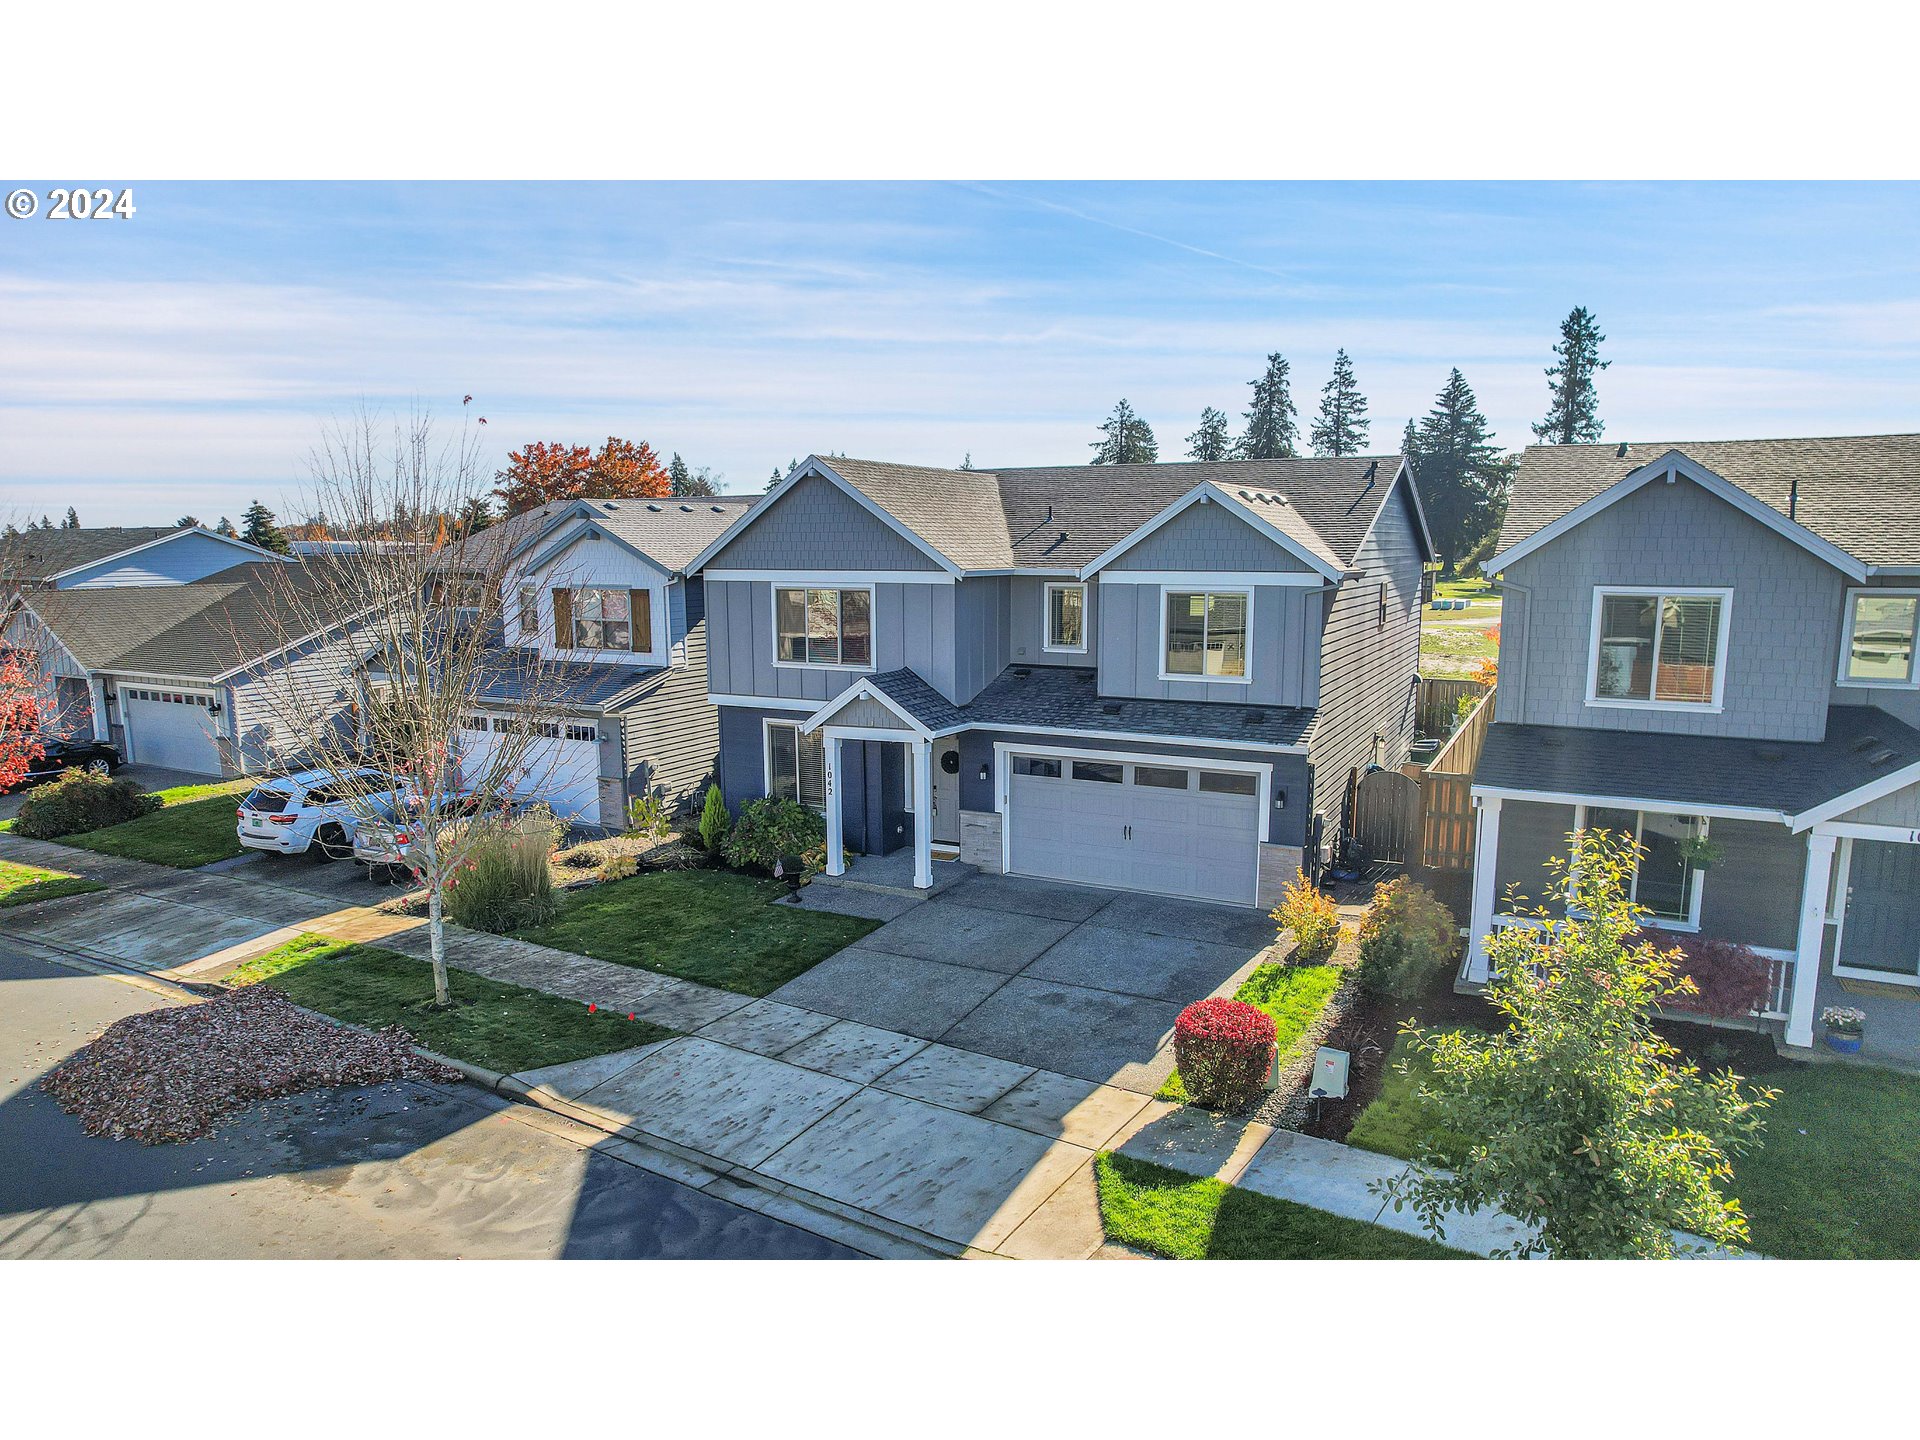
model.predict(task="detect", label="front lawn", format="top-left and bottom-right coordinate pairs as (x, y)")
top-left (230, 933), bottom-right (673, 1074)
top-left (1158, 961), bottom-right (1343, 1102)
top-left (1344, 1027), bottom-right (1482, 1165)
top-left (0, 858), bottom-right (104, 909)
top-left (61, 777), bottom-right (253, 868)
top-left (1094, 1152), bottom-right (1462, 1259)
top-left (510, 868), bottom-right (882, 996)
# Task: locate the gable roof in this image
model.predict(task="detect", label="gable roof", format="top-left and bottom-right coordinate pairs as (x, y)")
top-left (1493, 434), bottom-right (1920, 574)
top-left (442, 495), bottom-right (757, 576)
top-left (1, 526), bottom-right (181, 582)
top-left (689, 452), bottom-right (1422, 579)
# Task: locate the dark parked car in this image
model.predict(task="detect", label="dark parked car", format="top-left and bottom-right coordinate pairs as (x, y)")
top-left (3, 735), bottom-right (123, 791)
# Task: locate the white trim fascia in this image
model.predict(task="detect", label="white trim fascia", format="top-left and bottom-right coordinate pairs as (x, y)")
top-left (1814, 819), bottom-right (1920, 843)
top-left (1470, 782), bottom-right (1787, 825)
top-left (705, 569), bottom-right (953, 586)
top-left (800, 679), bottom-right (933, 739)
top-left (1867, 565), bottom-right (1920, 577)
top-left (43, 526), bottom-right (289, 584)
top-left (1097, 570), bottom-right (1323, 589)
top-left (768, 582), bottom-right (878, 674)
top-left (822, 724), bottom-right (924, 744)
top-left (1041, 581), bottom-right (1090, 655)
top-left (684, 456), bottom-right (963, 577)
top-left (1156, 583), bottom-right (1256, 686)
top-left (1582, 584), bottom-right (1733, 713)
top-left (967, 567), bottom-right (1079, 578)
top-left (708, 692), bottom-right (818, 711)
top-left (1077, 483), bottom-right (1344, 583)
top-left (1488, 451), bottom-right (1868, 582)
top-left (989, 722), bottom-right (1307, 755)
top-left (1834, 586), bottom-right (1920, 689)
top-left (1791, 758), bottom-right (1920, 831)
top-left (1348, 459), bottom-right (1437, 564)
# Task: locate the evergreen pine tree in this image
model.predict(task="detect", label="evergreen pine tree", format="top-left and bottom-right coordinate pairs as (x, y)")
top-left (1533, 306), bottom-right (1610, 444)
top-left (681, 466), bottom-right (721, 496)
top-left (216, 516), bottom-right (237, 537)
top-left (455, 495), bottom-right (495, 532)
top-left (37, 516), bottom-right (52, 530)
top-left (1185, 407), bottom-right (1232, 462)
top-left (1416, 369), bottom-right (1514, 574)
top-left (1236, 353), bottom-right (1298, 459)
top-left (959, 453), bottom-right (975, 471)
top-left (668, 453), bottom-right (692, 494)
top-left (175, 515), bottom-right (201, 528)
top-left (1090, 399), bottom-right (1158, 465)
top-left (240, 499), bottom-right (291, 554)
top-left (1309, 349), bottom-right (1371, 457)
top-left (768, 467), bottom-right (783, 491)
top-left (62, 507), bottom-right (80, 529)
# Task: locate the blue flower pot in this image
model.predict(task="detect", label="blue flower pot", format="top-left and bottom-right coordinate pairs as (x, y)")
top-left (1826, 1032), bottom-right (1863, 1055)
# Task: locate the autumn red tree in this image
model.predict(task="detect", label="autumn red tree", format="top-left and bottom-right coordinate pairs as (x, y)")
top-left (0, 650), bottom-right (53, 791)
top-left (493, 436), bottom-right (671, 515)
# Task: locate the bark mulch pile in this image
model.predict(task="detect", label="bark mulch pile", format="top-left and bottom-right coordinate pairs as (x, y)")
top-left (42, 984), bottom-right (459, 1145)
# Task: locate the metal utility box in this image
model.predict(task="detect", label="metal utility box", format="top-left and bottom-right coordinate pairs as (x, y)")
top-left (1310, 1046), bottom-right (1350, 1101)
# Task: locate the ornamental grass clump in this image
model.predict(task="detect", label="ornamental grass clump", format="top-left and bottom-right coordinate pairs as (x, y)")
top-left (1273, 874), bottom-right (1341, 962)
top-left (1172, 997), bottom-right (1277, 1111)
top-left (443, 808), bottom-right (560, 933)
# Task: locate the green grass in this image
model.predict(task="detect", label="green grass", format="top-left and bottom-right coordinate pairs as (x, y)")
top-left (231, 933), bottom-right (674, 1074)
top-left (0, 857), bottom-right (104, 909)
top-left (1418, 622), bottom-right (1500, 678)
top-left (1158, 962), bottom-right (1343, 1102)
top-left (1094, 1152), bottom-right (1462, 1259)
top-left (509, 868), bottom-right (881, 997)
top-left (1345, 1028), bottom-right (1482, 1164)
top-left (59, 777), bottom-right (253, 868)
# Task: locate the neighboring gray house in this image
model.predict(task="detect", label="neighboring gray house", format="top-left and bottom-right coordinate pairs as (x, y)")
top-left (1468, 435), bottom-right (1920, 1058)
top-left (686, 453), bottom-right (1432, 908)
top-left (1, 523), bottom-right (285, 591)
top-left (433, 495), bottom-right (754, 827)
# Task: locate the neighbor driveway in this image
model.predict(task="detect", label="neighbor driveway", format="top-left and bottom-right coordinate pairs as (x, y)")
top-left (769, 873), bottom-right (1276, 1095)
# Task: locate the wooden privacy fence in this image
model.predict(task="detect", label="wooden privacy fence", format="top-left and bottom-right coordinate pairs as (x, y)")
top-left (1414, 685), bottom-right (1495, 874)
top-left (1416, 676), bottom-right (1488, 738)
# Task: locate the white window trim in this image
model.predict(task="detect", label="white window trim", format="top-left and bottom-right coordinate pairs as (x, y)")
top-left (1042, 581), bottom-right (1089, 655)
top-left (517, 584), bottom-right (539, 639)
top-left (1583, 585), bottom-right (1732, 714)
top-left (1835, 587), bottom-right (1920, 690)
top-left (1572, 803), bottom-right (1707, 931)
top-left (1156, 584), bottom-right (1255, 686)
top-left (769, 583), bottom-right (878, 673)
top-left (761, 716), bottom-right (828, 813)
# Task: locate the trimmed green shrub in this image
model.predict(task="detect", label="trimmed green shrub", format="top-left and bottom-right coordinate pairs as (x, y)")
top-left (443, 809), bottom-right (560, 933)
top-left (721, 796), bottom-right (826, 875)
top-left (1272, 873), bottom-right (1341, 962)
top-left (13, 770), bottom-right (158, 840)
top-left (697, 783), bottom-right (730, 852)
top-left (1354, 877), bottom-right (1456, 999)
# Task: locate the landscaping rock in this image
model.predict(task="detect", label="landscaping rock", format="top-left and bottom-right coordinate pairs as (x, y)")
top-left (41, 984), bottom-right (458, 1145)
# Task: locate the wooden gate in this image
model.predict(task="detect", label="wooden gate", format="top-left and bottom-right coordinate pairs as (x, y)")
top-left (1352, 768), bottom-right (1421, 868)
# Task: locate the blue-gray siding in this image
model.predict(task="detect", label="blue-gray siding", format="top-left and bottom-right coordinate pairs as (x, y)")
top-left (56, 532), bottom-right (268, 588)
top-left (704, 472), bottom-right (940, 572)
top-left (706, 578), bottom-right (966, 704)
top-left (619, 579), bottom-right (720, 815)
top-left (1008, 575), bottom-right (1099, 668)
top-left (1103, 500), bottom-right (1315, 573)
top-left (227, 620), bottom-right (369, 774)
top-left (1095, 579), bottom-right (1324, 707)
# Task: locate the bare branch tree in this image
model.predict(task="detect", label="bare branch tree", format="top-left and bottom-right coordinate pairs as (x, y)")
top-left (235, 404), bottom-right (588, 1007)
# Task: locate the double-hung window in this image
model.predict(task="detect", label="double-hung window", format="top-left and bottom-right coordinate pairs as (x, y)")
top-left (766, 720), bottom-right (826, 810)
top-left (1162, 588), bottom-right (1251, 681)
top-left (1588, 587), bottom-right (1729, 709)
top-left (573, 588), bottom-right (633, 650)
top-left (1044, 582), bottom-right (1087, 653)
top-left (1839, 589), bottom-right (1920, 687)
top-left (774, 587), bottom-right (872, 668)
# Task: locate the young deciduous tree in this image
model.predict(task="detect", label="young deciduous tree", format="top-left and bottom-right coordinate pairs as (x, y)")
top-left (1377, 828), bottom-right (1772, 1258)
top-left (241, 499), bottom-right (291, 554)
top-left (1185, 406), bottom-right (1233, 462)
top-left (1533, 305), bottom-right (1610, 444)
top-left (1236, 352), bottom-right (1298, 459)
top-left (1414, 368), bottom-right (1513, 574)
top-left (1090, 399), bottom-right (1158, 465)
top-left (1310, 349), bottom-right (1371, 457)
top-left (240, 406), bottom-right (587, 1008)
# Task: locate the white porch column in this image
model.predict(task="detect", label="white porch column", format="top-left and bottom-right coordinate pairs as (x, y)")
top-left (1786, 831), bottom-right (1838, 1049)
top-left (824, 734), bottom-right (845, 877)
top-left (1465, 795), bottom-right (1502, 983)
top-left (912, 737), bottom-right (934, 890)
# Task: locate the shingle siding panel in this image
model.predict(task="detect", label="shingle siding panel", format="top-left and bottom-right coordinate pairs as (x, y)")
top-left (705, 473), bottom-right (940, 572)
top-left (1103, 501), bottom-right (1314, 573)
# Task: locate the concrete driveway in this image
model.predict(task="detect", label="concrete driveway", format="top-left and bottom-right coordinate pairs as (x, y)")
top-left (769, 873), bottom-right (1276, 1095)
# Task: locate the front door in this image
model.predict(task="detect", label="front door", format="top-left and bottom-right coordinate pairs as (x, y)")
top-left (1833, 837), bottom-right (1920, 985)
top-left (931, 739), bottom-right (960, 845)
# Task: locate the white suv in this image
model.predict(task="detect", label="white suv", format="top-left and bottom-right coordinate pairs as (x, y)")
top-left (236, 768), bottom-right (405, 860)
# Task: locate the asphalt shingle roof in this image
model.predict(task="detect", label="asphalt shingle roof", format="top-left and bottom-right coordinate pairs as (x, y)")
top-left (1497, 434), bottom-right (1920, 568)
top-left (1, 526), bottom-right (183, 582)
top-left (1473, 705), bottom-right (1920, 820)
top-left (441, 495), bottom-right (757, 575)
top-left (469, 650), bottom-right (662, 710)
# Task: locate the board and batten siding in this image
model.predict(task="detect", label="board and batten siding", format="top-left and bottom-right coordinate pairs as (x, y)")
top-left (705, 578), bottom-right (968, 704)
top-left (1306, 480), bottom-right (1423, 845)
top-left (703, 472), bottom-right (942, 573)
top-left (1096, 580), bottom-right (1322, 707)
top-left (619, 580), bottom-right (720, 817)
top-left (1008, 574), bottom-right (1100, 668)
top-left (1495, 475), bottom-right (1850, 742)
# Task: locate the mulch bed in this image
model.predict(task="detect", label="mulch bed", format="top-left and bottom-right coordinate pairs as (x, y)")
top-left (41, 985), bottom-right (459, 1145)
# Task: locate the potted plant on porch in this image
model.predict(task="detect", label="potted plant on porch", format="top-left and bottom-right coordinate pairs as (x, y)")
top-left (1678, 834), bottom-right (1724, 870)
top-left (1820, 1005), bottom-right (1867, 1055)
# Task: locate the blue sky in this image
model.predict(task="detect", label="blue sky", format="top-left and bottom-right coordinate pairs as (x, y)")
top-left (4, 181), bottom-right (1919, 525)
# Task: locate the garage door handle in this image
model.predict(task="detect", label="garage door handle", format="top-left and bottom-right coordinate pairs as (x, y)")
top-left (1124, 824), bottom-right (1132, 840)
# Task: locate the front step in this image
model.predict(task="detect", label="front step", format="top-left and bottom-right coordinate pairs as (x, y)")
top-left (812, 857), bottom-right (978, 900)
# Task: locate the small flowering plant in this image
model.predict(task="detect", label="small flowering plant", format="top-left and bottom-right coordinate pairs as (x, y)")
top-left (1821, 1005), bottom-right (1867, 1036)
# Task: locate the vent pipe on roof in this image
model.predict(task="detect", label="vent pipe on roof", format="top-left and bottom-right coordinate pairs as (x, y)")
top-left (1617, 442), bottom-right (1629, 458)
top-left (1790, 475), bottom-right (1799, 522)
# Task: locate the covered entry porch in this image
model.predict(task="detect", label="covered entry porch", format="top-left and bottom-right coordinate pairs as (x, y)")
top-left (801, 681), bottom-right (950, 893)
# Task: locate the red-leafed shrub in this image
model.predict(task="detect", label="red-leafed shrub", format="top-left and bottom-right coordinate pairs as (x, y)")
top-left (1640, 931), bottom-right (1773, 1020)
top-left (1172, 998), bottom-right (1277, 1111)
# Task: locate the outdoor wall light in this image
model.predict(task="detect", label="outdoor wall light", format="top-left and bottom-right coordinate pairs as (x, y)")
top-left (978, 763), bottom-right (989, 781)
top-left (1273, 789), bottom-right (1286, 809)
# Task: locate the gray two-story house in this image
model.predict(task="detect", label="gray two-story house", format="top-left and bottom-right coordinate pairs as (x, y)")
top-left (686, 453), bottom-right (1432, 909)
top-left (1468, 435), bottom-right (1920, 1058)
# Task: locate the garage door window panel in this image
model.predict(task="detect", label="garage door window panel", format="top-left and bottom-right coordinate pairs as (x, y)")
top-left (1072, 761), bottom-right (1123, 783)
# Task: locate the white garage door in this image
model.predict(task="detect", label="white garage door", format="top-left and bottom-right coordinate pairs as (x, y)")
top-left (121, 688), bottom-right (223, 774)
top-left (458, 716), bottom-right (604, 824)
top-left (1006, 753), bottom-right (1263, 906)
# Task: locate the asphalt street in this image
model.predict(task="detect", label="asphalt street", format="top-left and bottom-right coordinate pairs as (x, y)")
top-left (0, 946), bottom-right (860, 1260)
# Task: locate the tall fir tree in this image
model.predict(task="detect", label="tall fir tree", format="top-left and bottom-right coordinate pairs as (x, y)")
top-left (1309, 349), bottom-right (1371, 457)
top-left (1089, 399), bottom-right (1159, 464)
top-left (240, 499), bottom-right (291, 555)
top-left (668, 452), bottom-right (692, 494)
top-left (215, 516), bottom-right (237, 537)
top-left (958, 453), bottom-right (975, 471)
top-left (1415, 369), bottom-right (1513, 574)
top-left (1533, 305), bottom-right (1609, 444)
top-left (1236, 353), bottom-right (1298, 459)
top-left (175, 514), bottom-right (201, 528)
top-left (1185, 406), bottom-right (1232, 462)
